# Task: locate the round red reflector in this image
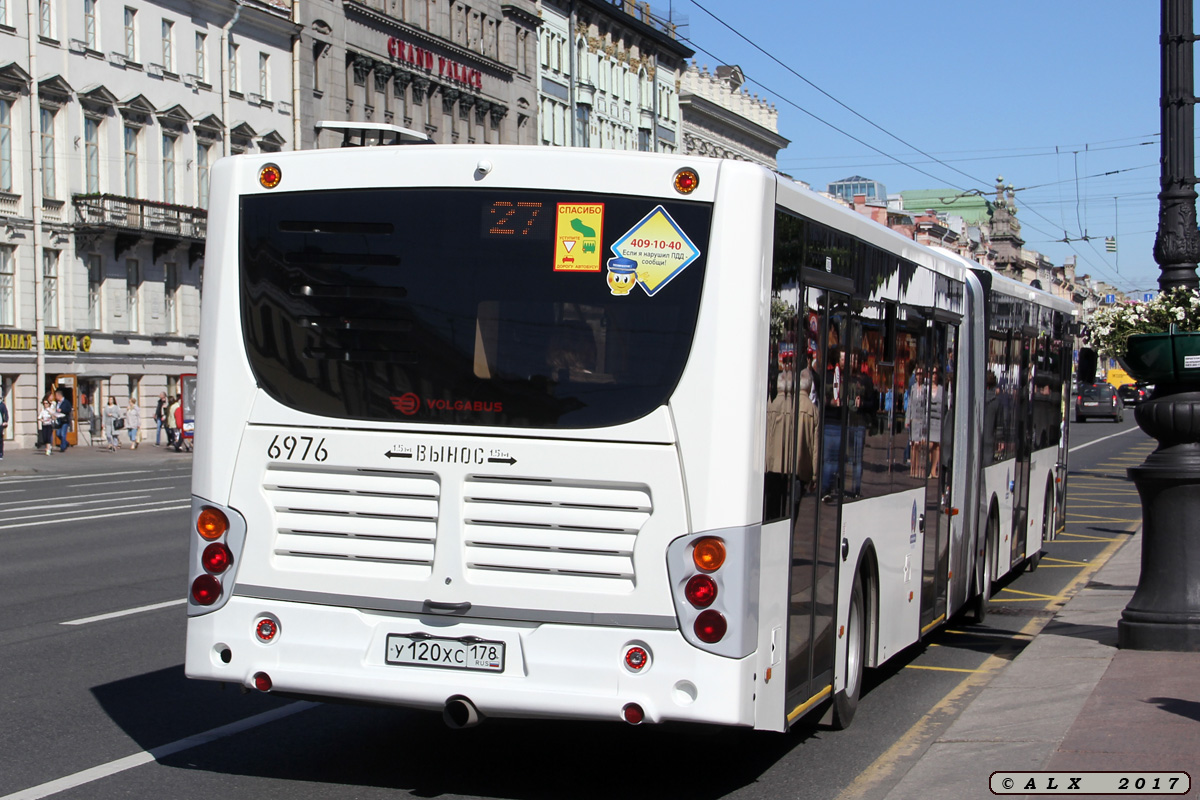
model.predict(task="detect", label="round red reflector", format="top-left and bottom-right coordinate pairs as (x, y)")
top-left (692, 537), bottom-right (727, 572)
top-left (622, 703), bottom-right (644, 725)
top-left (255, 618), bottom-right (278, 643)
top-left (258, 163), bottom-right (282, 189)
top-left (694, 609), bottom-right (727, 643)
top-left (673, 168), bottom-right (699, 194)
top-left (190, 574), bottom-right (222, 606)
top-left (624, 646), bottom-right (649, 671)
top-left (196, 507), bottom-right (229, 541)
top-left (253, 672), bottom-right (273, 692)
top-left (201, 542), bottom-right (233, 574)
top-left (684, 574), bottom-right (718, 608)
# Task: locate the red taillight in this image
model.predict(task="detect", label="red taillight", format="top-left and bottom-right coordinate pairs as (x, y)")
top-left (673, 168), bottom-right (699, 194)
top-left (692, 537), bottom-right (727, 572)
top-left (190, 574), bottom-right (222, 605)
top-left (684, 574), bottom-right (718, 608)
top-left (624, 646), bottom-right (649, 671)
top-left (255, 618), bottom-right (279, 643)
top-left (253, 672), bottom-right (273, 692)
top-left (694, 609), bottom-right (727, 643)
top-left (622, 703), bottom-right (644, 724)
top-left (201, 542), bottom-right (233, 574)
top-left (197, 507), bottom-right (229, 541)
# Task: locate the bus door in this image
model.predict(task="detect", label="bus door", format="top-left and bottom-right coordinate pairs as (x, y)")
top-left (785, 283), bottom-right (847, 714)
top-left (1010, 330), bottom-right (1034, 566)
top-left (920, 321), bottom-right (957, 630)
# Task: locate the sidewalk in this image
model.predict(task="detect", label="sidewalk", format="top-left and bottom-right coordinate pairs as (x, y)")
top-left (885, 528), bottom-right (1200, 799)
top-left (0, 435), bottom-right (192, 477)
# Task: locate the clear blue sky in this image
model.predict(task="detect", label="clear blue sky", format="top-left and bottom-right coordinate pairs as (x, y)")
top-left (671, 0), bottom-right (1166, 295)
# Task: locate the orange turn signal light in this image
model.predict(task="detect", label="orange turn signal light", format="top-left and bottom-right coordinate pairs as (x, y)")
top-left (197, 507), bottom-right (230, 540)
top-left (259, 163), bottom-right (282, 189)
top-left (692, 537), bottom-right (726, 572)
top-left (673, 168), bottom-right (699, 194)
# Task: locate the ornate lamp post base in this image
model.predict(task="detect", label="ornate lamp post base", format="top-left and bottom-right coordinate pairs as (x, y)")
top-left (1118, 391), bottom-right (1200, 651)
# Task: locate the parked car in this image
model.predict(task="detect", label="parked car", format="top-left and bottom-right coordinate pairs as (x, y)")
top-left (1076, 382), bottom-right (1124, 423)
top-left (1117, 382), bottom-right (1151, 406)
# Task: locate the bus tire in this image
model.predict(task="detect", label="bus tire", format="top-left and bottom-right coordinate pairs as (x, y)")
top-left (831, 572), bottom-right (866, 730)
top-left (1042, 476), bottom-right (1056, 543)
top-left (969, 509), bottom-right (997, 624)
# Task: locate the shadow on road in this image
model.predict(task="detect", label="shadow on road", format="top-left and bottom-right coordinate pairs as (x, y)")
top-left (94, 664), bottom-right (834, 799)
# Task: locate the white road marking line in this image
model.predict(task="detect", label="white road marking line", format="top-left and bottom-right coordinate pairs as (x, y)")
top-left (1, 468), bottom-right (190, 485)
top-left (0, 502), bottom-right (190, 531)
top-left (61, 599), bottom-right (186, 626)
top-left (0, 487), bottom-right (174, 510)
top-left (1069, 426), bottom-right (1142, 454)
top-left (0, 702), bottom-right (318, 800)
top-left (0, 498), bottom-right (186, 526)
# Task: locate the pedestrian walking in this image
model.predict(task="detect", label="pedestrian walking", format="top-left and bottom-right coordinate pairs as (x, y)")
top-left (104, 396), bottom-right (123, 451)
top-left (154, 392), bottom-right (167, 446)
top-left (166, 395), bottom-right (179, 451)
top-left (54, 389), bottom-right (72, 452)
top-left (0, 385), bottom-right (7, 461)
top-left (125, 397), bottom-right (141, 449)
top-left (38, 398), bottom-right (56, 456)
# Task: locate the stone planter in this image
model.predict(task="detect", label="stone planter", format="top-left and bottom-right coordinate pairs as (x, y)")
top-left (1118, 327), bottom-right (1200, 384)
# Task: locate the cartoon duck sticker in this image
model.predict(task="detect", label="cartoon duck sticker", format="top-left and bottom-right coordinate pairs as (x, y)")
top-left (606, 257), bottom-right (638, 296)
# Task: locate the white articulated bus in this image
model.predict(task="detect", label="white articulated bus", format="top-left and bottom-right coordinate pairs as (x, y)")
top-left (185, 143), bottom-right (1073, 731)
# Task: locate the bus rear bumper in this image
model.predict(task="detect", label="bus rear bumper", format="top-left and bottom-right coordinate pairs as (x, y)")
top-left (185, 596), bottom-right (756, 727)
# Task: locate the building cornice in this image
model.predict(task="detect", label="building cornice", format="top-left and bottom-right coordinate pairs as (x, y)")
top-left (680, 94), bottom-right (789, 150)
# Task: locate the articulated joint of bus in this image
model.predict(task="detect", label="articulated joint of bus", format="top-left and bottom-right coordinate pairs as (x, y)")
top-left (665, 525), bottom-right (761, 658)
top-left (187, 497), bottom-right (248, 617)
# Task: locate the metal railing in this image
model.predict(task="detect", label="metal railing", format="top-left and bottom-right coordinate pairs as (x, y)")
top-left (72, 194), bottom-right (207, 240)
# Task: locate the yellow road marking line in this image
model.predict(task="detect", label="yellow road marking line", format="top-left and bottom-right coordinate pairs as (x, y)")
top-left (906, 665), bottom-right (989, 674)
top-left (834, 523), bottom-right (1134, 800)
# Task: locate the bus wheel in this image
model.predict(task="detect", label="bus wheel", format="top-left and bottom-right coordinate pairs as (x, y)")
top-left (969, 511), bottom-right (997, 624)
top-left (1027, 552), bottom-right (1041, 572)
top-left (1042, 476), bottom-right (1056, 543)
top-left (831, 572), bottom-right (866, 730)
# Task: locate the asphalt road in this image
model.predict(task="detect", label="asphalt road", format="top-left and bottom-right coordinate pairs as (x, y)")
top-left (0, 417), bottom-right (1151, 800)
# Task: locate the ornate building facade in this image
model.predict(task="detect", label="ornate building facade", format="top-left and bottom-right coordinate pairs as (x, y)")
top-left (679, 63), bottom-right (788, 170)
top-left (536, 0), bottom-right (691, 152)
top-left (295, 0), bottom-right (540, 149)
top-left (0, 0), bottom-right (296, 449)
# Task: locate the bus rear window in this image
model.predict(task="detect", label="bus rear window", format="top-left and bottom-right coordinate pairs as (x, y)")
top-left (239, 188), bottom-right (711, 429)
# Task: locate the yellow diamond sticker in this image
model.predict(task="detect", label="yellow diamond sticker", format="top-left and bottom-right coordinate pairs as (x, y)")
top-left (554, 203), bottom-right (605, 272)
top-left (609, 205), bottom-right (700, 296)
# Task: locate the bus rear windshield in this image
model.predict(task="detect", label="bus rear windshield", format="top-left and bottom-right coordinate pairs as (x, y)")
top-left (240, 188), bottom-right (712, 429)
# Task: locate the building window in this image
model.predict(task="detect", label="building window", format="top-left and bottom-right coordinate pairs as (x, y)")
top-left (638, 128), bottom-right (651, 152)
top-left (123, 125), bottom-right (138, 196)
top-left (0, 246), bottom-right (14, 327)
top-left (196, 141), bottom-right (210, 209)
top-left (229, 41), bottom-right (239, 93)
top-left (0, 99), bottom-right (11, 192)
top-left (195, 32), bottom-right (206, 82)
top-left (162, 133), bottom-right (176, 203)
top-left (84, 117), bottom-right (100, 194)
top-left (0, 0), bottom-right (8, 27)
top-left (43, 249), bottom-right (59, 329)
top-left (164, 261), bottom-right (178, 333)
top-left (575, 105), bottom-right (590, 148)
top-left (87, 253), bottom-right (102, 330)
top-left (161, 19), bottom-right (174, 72)
top-left (125, 258), bottom-right (139, 331)
top-left (124, 7), bottom-right (137, 61)
top-left (84, 0), bottom-right (97, 49)
top-left (40, 107), bottom-right (56, 200)
top-left (258, 53), bottom-right (269, 99)
top-left (38, 0), bottom-right (51, 38)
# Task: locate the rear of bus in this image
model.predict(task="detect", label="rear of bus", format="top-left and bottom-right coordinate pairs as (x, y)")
top-left (184, 146), bottom-right (776, 728)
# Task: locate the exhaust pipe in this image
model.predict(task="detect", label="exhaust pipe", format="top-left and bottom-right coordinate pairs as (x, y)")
top-left (443, 695), bottom-right (483, 729)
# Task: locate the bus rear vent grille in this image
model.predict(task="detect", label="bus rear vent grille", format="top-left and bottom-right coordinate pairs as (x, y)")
top-left (265, 464), bottom-right (440, 579)
top-left (462, 476), bottom-right (651, 591)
